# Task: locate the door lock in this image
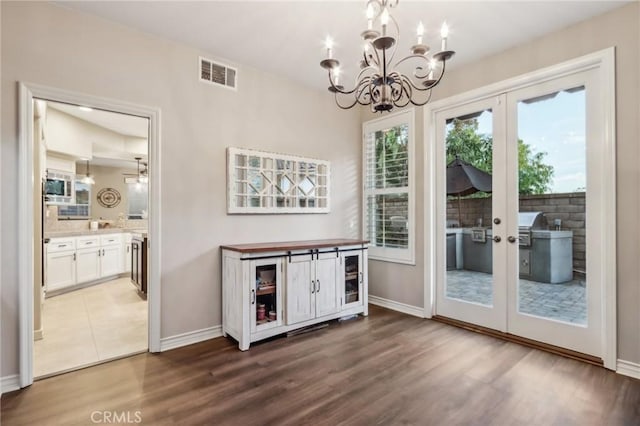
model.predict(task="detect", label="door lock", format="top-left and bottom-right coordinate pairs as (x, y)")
top-left (493, 236), bottom-right (502, 243)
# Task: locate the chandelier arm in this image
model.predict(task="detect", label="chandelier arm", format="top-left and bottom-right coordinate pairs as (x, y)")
top-left (334, 93), bottom-right (362, 110)
top-left (355, 84), bottom-right (372, 105)
top-left (399, 75), bottom-right (434, 106)
top-left (393, 77), bottom-right (412, 107)
top-left (328, 70), bottom-right (373, 96)
top-left (385, 13), bottom-right (401, 69)
top-left (423, 58), bottom-right (449, 90)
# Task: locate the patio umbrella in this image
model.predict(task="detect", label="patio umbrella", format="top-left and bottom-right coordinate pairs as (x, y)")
top-left (446, 156), bottom-right (492, 226)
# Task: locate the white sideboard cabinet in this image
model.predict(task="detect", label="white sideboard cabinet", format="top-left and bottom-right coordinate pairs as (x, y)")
top-left (222, 239), bottom-right (368, 350)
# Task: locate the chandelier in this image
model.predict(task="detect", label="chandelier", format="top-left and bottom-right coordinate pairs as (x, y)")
top-left (320, 0), bottom-right (455, 112)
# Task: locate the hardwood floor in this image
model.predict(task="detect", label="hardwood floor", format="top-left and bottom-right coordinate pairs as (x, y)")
top-left (2, 305), bottom-right (639, 425)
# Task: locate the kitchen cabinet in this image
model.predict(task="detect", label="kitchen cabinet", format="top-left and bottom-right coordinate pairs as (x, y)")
top-left (100, 234), bottom-right (123, 277)
top-left (46, 237), bottom-right (77, 292)
top-left (286, 252), bottom-right (339, 325)
top-left (46, 250), bottom-right (77, 291)
top-left (222, 239), bottom-right (368, 351)
top-left (45, 232), bottom-right (126, 294)
top-left (100, 245), bottom-right (122, 277)
top-left (75, 236), bottom-right (100, 283)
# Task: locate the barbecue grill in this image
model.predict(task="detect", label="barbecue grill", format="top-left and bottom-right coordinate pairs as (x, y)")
top-left (518, 211), bottom-right (548, 247)
top-left (518, 212), bottom-right (573, 283)
top-left (459, 212), bottom-right (573, 283)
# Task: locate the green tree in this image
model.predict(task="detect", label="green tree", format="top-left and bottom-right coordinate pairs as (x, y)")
top-left (445, 119), bottom-right (554, 195)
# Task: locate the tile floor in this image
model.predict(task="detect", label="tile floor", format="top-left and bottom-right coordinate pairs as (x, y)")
top-left (446, 269), bottom-right (587, 324)
top-left (34, 277), bottom-right (148, 378)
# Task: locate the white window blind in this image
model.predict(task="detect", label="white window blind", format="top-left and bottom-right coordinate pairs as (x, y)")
top-left (363, 109), bottom-right (415, 264)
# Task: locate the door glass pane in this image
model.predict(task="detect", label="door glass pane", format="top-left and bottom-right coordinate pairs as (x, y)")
top-left (344, 255), bottom-right (360, 304)
top-left (516, 87), bottom-right (586, 325)
top-left (256, 264), bottom-right (278, 326)
top-left (444, 110), bottom-right (494, 306)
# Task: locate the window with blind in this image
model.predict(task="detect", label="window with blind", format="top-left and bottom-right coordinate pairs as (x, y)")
top-left (363, 109), bottom-right (415, 264)
top-left (127, 183), bottom-right (148, 219)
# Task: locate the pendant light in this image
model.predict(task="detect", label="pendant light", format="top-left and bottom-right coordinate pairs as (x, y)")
top-left (81, 159), bottom-right (95, 185)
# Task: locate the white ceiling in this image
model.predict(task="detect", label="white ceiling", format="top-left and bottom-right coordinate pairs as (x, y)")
top-left (56, 1), bottom-right (629, 91)
top-left (47, 102), bottom-right (149, 138)
top-left (46, 101), bottom-right (148, 169)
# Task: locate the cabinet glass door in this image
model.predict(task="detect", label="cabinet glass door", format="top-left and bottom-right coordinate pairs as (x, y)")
top-left (252, 258), bottom-right (282, 332)
top-left (343, 252), bottom-right (362, 307)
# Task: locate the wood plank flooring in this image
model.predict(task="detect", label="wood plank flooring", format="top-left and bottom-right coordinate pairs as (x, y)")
top-left (2, 305), bottom-right (639, 425)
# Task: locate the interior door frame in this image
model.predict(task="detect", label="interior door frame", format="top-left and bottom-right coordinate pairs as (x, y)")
top-left (18, 82), bottom-right (163, 387)
top-left (423, 48), bottom-right (616, 369)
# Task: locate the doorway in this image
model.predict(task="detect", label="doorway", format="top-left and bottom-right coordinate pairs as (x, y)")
top-left (427, 50), bottom-right (616, 366)
top-left (18, 83), bottom-right (161, 387)
top-left (34, 99), bottom-right (150, 378)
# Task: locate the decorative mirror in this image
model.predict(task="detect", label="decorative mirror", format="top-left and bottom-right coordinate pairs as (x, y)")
top-left (227, 147), bottom-right (330, 214)
top-left (96, 187), bottom-right (122, 208)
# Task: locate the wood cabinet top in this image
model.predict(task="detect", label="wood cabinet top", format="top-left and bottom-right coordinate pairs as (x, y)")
top-left (221, 239), bottom-right (369, 253)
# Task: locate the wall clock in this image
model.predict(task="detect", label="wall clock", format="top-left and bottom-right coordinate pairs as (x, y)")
top-left (96, 188), bottom-right (122, 208)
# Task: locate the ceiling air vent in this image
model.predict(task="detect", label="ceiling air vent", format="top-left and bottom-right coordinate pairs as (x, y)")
top-left (199, 56), bottom-right (237, 90)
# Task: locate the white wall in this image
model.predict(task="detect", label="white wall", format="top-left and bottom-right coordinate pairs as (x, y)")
top-left (362, 3), bottom-right (640, 364)
top-left (1, 2), bottom-right (361, 377)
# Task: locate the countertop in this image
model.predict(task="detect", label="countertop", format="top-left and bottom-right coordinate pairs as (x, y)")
top-left (221, 238), bottom-right (369, 254)
top-left (46, 229), bottom-right (147, 239)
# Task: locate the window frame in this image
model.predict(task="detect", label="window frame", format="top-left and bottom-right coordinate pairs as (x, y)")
top-left (362, 108), bottom-right (415, 265)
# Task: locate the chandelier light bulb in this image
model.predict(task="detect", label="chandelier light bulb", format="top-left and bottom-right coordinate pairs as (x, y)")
top-left (366, 4), bottom-right (374, 30)
top-left (428, 59), bottom-right (437, 79)
top-left (440, 21), bottom-right (449, 50)
top-left (325, 36), bottom-right (334, 58)
top-left (380, 8), bottom-right (389, 35)
top-left (417, 21), bottom-right (424, 44)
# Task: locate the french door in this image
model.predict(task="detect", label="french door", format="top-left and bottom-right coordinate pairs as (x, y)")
top-left (435, 67), bottom-right (606, 358)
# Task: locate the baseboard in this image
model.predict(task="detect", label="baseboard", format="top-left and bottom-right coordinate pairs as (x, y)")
top-left (369, 295), bottom-right (424, 318)
top-left (617, 359), bottom-right (640, 379)
top-left (159, 325), bottom-right (223, 352)
top-left (1, 375), bottom-right (20, 394)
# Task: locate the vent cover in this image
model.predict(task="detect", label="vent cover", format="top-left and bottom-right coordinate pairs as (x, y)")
top-left (199, 56), bottom-right (237, 90)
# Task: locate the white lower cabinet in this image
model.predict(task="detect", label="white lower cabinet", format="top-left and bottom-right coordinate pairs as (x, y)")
top-left (46, 232), bottom-right (125, 294)
top-left (76, 247), bottom-right (101, 283)
top-left (222, 240), bottom-right (368, 351)
top-left (100, 244), bottom-right (122, 277)
top-left (286, 253), bottom-right (339, 325)
top-left (46, 250), bottom-right (77, 291)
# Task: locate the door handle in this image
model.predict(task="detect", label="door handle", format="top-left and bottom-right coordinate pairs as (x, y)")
top-left (316, 279), bottom-right (320, 293)
top-left (311, 280), bottom-right (315, 294)
top-left (493, 236), bottom-right (502, 243)
top-left (251, 289), bottom-right (256, 304)
top-left (507, 235), bottom-right (517, 243)
top-left (73, 253), bottom-right (76, 261)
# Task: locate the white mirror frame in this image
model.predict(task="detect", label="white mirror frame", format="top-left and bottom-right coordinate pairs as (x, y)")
top-left (227, 147), bottom-right (330, 214)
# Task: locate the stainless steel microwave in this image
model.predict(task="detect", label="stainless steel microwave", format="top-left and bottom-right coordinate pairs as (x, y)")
top-left (45, 169), bottom-right (75, 204)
